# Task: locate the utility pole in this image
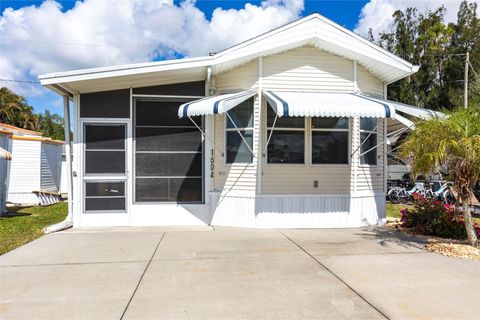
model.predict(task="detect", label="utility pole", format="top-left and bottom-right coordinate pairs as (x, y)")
top-left (464, 52), bottom-right (469, 109)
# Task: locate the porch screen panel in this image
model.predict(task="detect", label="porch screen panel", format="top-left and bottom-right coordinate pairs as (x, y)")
top-left (135, 100), bottom-right (203, 203)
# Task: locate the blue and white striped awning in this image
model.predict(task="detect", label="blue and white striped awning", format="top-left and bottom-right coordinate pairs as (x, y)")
top-left (263, 91), bottom-right (395, 118)
top-left (178, 91), bottom-right (256, 118)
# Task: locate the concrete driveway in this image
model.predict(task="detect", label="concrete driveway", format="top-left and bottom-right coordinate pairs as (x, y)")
top-left (0, 227), bottom-right (478, 320)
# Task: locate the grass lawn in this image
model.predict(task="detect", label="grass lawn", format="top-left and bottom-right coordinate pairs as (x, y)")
top-left (386, 202), bottom-right (410, 220)
top-left (0, 202), bottom-right (67, 255)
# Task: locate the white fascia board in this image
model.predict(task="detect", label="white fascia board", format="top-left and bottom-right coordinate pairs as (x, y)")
top-left (213, 14), bottom-right (319, 58)
top-left (39, 56), bottom-right (213, 85)
top-left (214, 14), bottom-right (416, 76)
top-left (314, 14), bottom-right (415, 70)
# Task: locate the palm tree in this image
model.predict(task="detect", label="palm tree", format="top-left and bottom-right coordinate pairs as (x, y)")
top-left (400, 107), bottom-right (480, 246)
top-left (0, 87), bottom-right (39, 130)
top-left (0, 87), bottom-right (25, 122)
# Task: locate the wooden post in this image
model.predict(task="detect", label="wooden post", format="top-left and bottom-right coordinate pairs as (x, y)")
top-left (464, 52), bottom-right (469, 109)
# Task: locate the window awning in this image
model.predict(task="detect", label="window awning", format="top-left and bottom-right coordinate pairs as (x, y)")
top-left (364, 96), bottom-right (445, 120)
top-left (0, 147), bottom-right (12, 160)
top-left (178, 90), bottom-right (256, 118)
top-left (263, 91), bottom-right (395, 118)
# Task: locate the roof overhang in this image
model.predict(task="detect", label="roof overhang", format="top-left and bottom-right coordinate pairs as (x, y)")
top-left (39, 14), bottom-right (418, 94)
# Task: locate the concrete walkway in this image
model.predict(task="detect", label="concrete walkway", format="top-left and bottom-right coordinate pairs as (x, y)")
top-left (0, 227), bottom-right (478, 319)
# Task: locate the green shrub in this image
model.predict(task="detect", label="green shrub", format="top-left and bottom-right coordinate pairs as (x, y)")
top-left (400, 194), bottom-right (480, 239)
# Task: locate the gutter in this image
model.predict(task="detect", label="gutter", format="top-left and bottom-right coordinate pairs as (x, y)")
top-left (44, 95), bottom-right (73, 234)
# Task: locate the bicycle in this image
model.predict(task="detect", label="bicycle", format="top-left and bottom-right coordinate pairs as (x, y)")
top-left (431, 181), bottom-right (455, 205)
top-left (388, 182), bottom-right (433, 204)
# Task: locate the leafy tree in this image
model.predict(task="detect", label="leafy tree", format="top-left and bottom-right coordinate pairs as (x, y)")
top-left (38, 110), bottom-right (65, 141)
top-left (400, 107), bottom-right (480, 246)
top-left (372, 1), bottom-right (480, 111)
top-left (0, 87), bottom-right (64, 140)
top-left (0, 87), bottom-right (39, 130)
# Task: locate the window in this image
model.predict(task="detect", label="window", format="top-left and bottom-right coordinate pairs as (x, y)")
top-left (84, 124), bottom-right (126, 175)
top-left (85, 181), bottom-right (126, 212)
top-left (226, 98), bottom-right (254, 163)
top-left (360, 118), bottom-right (378, 165)
top-left (266, 104), bottom-right (305, 164)
top-left (311, 117), bottom-right (349, 164)
top-left (135, 100), bottom-right (203, 203)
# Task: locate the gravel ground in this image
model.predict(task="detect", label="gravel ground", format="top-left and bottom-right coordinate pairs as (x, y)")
top-left (386, 218), bottom-right (480, 261)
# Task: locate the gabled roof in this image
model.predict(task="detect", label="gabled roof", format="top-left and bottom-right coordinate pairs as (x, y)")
top-left (40, 13), bottom-right (418, 95)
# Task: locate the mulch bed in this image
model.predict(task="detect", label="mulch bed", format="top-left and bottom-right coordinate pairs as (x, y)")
top-left (386, 217), bottom-right (480, 261)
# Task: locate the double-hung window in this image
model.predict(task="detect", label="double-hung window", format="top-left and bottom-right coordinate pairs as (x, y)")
top-left (311, 117), bottom-right (349, 164)
top-left (225, 98), bottom-right (254, 164)
top-left (360, 118), bottom-right (378, 165)
top-left (266, 104), bottom-right (305, 164)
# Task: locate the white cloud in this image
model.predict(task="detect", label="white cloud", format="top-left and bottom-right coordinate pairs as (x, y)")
top-left (355, 0), bottom-right (480, 38)
top-left (0, 0), bottom-right (304, 97)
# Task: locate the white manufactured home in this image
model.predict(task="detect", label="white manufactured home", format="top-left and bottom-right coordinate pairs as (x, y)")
top-left (39, 14), bottom-right (438, 229)
top-left (0, 123), bottom-right (63, 206)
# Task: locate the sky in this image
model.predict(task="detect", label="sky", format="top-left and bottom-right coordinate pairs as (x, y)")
top-left (0, 0), bottom-right (477, 114)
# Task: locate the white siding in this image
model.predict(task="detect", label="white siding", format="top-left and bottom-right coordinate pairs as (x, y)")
top-left (40, 143), bottom-right (62, 192)
top-left (262, 46), bottom-right (353, 92)
top-left (357, 65), bottom-right (384, 97)
top-left (211, 46), bottom-right (387, 196)
top-left (215, 60), bottom-right (258, 92)
top-left (7, 139), bottom-right (41, 204)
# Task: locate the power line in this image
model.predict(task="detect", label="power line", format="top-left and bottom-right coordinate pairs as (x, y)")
top-left (0, 37), bottom-right (139, 49)
top-left (0, 78), bottom-right (41, 84)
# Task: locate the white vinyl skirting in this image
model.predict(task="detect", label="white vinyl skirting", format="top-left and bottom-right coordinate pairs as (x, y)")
top-left (75, 193), bottom-right (386, 228)
top-left (210, 193), bottom-right (386, 228)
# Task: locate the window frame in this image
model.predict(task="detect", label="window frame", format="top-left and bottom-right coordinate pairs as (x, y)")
top-left (224, 99), bottom-right (255, 165)
top-left (310, 117), bottom-right (351, 166)
top-left (133, 97), bottom-right (204, 204)
top-left (359, 118), bottom-right (379, 166)
top-left (265, 108), bottom-right (306, 165)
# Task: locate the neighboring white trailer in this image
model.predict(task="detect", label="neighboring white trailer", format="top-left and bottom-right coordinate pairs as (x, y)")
top-left (0, 124), bottom-right (63, 206)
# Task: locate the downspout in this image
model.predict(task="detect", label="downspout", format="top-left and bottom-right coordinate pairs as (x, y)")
top-left (44, 95), bottom-right (73, 233)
